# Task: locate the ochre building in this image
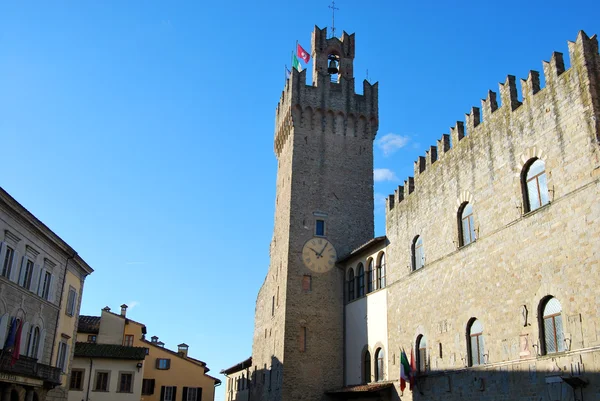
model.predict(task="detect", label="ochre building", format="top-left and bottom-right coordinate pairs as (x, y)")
top-left (226, 26), bottom-right (600, 401)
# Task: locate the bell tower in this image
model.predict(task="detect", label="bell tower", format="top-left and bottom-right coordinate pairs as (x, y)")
top-left (251, 26), bottom-right (378, 401)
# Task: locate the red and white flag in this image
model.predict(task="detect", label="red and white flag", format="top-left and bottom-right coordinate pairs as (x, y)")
top-left (297, 43), bottom-right (310, 63)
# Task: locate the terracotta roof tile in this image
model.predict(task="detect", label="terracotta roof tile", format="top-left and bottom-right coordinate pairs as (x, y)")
top-left (77, 315), bottom-right (101, 334)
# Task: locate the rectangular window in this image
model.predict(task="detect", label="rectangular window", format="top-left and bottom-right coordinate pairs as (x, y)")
top-left (142, 379), bottom-right (155, 395)
top-left (299, 327), bottom-right (307, 352)
top-left (1, 246), bottom-right (14, 278)
top-left (162, 386), bottom-right (176, 401)
top-left (118, 372), bottom-right (133, 393)
top-left (302, 275), bottom-right (312, 292)
top-left (271, 296), bottom-right (275, 316)
top-left (94, 371), bottom-right (109, 391)
top-left (57, 341), bottom-right (68, 372)
top-left (23, 260), bottom-right (34, 290)
top-left (315, 220), bottom-right (325, 236)
top-left (40, 271), bottom-right (52, 300)
top-left (87, 335), bottom-right (97, 343)
top-left (69, 369), bottom-right (84, 390)
top-left (66, 287), bottom-right (77, 316)
top-left (124, 334), bottom-right (134, 347)
top-left (185, 387), bottom-right (201, 401)
top-left (156, 358), bottom-right (171, 370)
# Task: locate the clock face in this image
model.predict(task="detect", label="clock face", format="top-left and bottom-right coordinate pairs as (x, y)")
top-left (302, 237), bottom-right (337, 273)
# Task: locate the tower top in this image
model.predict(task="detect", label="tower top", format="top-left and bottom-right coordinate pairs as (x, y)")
top-left (311, 26), bottom-right (355, 85)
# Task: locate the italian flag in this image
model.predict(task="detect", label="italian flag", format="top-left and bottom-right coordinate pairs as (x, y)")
top-left (292, 55), bottom-right (302, 72)
top-left (400, 349), bottom-right (412, 391)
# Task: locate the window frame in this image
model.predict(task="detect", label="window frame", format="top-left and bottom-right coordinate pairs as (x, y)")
top-left (377, 253), bottom-right (386, 288)
top-left (22, 259), bottom-right (35, 290)
top-left (366, 259), bottom-right (373, 293)
top-left (66, 287), bottom-right (77, 316)
top-left (142, 378), bottom-right (155, 395)
top-left (416, 335), bottom-right (427, 374)
top-left (117, 371), bottom-right (134, 393)
top-left (87, 334), bottom-right (97, 343)
top-left (69, 368), bottom-right (85, 391)
top-left (374, 348), bottom-right (384, 382)
top-left (315, 219), bottom-right (326, 236)
top-left (467, 318), bottom-right (484, 366)
top-left (539, 296), bottom-right (565, 355)
top-left (156, 358), bottom-right (171, 370)
top-left (93, 370), bottom-right (110, 392)
top-left (347, 268), bottom-right (355, 301)
top-left (412, 236), bottom-right (424, 271)
top-left (458, 202), bottom-right (476, 247)
top-left (522, 158), bottom-right (550, 213)
top-left (363, 350), bottom-right (371, 384)
top-left (26, 325), bottom-right (40, 358)
top-left (357, 263), bottom-right (365, 297)
top-left (162, 385), bottom-right (176, 401)
top-left (57, 341), bottom-right (69, 372)
top-left (124, 334), bottom-right (134, 347)
top-left (40, 270), bottom-right (52, 300)
top-left (1, 245), bottom-right (14, 278)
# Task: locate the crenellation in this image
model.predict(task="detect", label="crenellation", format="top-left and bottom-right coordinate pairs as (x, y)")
top-left (542, 51), bottom-right (565, 84)
top-left (414, 156), bottom-right (426, 175)
top-left (405, 177), bottom-right (415, 197)
top-left (499, 75), bottom-right (522, 111)
top-left (437, 134), bottom-right (451, 155)
top-left (465, 106), bottom-right (481, 136)
top-left (450, 121), bottom-right (465, 146)
top-left (395, 185), bottom-right (404, 203)
top-left (520, 70), bottom-right (541, 101)
top-left (481, 90), bottom-right (498, 120)
top-left (427, 145), bottom-right (438, 166)
top-left (387, 194), bottom-right (395, 211)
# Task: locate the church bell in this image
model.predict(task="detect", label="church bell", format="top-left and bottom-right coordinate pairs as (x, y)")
top-left (327, 55), bottom-right (339, 75)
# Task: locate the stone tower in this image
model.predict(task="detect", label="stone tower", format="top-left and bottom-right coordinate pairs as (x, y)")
top-left (251, 26), bottom-right (378, 401)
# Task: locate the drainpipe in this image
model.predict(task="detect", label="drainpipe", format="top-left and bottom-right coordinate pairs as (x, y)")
top-left (86, 358), bottom-right (93, 401)
top-left (49, 251), bottom-right (77, 366)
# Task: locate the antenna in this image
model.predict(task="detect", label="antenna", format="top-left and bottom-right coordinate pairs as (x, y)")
top-left (328, 0), bottom-right (339, 38)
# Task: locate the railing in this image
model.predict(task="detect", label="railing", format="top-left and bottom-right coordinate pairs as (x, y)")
top-left (0, 352), bottom-right (62, 385)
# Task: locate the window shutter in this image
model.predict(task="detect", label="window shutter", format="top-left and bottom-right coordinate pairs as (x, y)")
top-left (167, 359), bottom-right (171, 369)
top-left (0, 242), bottom-right (6, 273)
top-left (197, 388), bottom-right (202, 401)
top-left (36, 269), bottom-right (46, 296)
top-left (37, 329), bottom-right (46, 362)
top-left (9, 250), bottom-right (19, 282)
top-left (20, 322), bottom-right (30, 356)
top-left (0, 313), bottom-right (9, 349)
top-left (156, 358), bottom-right (160, 369)
top-left (172, 387), bottom-right (177, 401)
top-left (48, 274), bottom-right (57, 304)
top-left (30, 263), bottom-right (41, 294)
top-left (18, 256), bottom-right (27, 286)
top-left (150, 379), bottom-right (155, 395)
top-left (182, 387), bottom-right (188, 401)
top-left (160, 386), bottom-right (165, 401)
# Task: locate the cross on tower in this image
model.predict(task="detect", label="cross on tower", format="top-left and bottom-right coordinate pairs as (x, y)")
top-left (328, 0), bottom-right (339, 38)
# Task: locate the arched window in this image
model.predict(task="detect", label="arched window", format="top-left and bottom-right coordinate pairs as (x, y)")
top-left (374, 348), bottom-right (384, 381)
top-left (459, 203), bottom-right (476, 246)
top-left (523, 159), bottom-right (549, 212)
top-left (416, 335), bottom-right (427, 373)
top-left (377, 253), bottom-right (386, 289)
top-left (347, 269), bottom-right (355, 301)
top-left (363, 350), bottom-right (371, 384)
top-left (366, 260), bottom-right (373, 293)
top-left (357, 264), bottom-right (365, 297)
top-left (467, 319), bottom-right (484, 366)
top-left (412, 236), bottom-right (424, 271)
top-left (541, 297), bottom-right (565, 354)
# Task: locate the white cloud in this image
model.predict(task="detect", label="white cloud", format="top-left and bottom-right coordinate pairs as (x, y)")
top-left (373, 168), bottom-right (397, 182)
top-left (127, 301), bottom-right (140, 310)
top-left (376, 133), bottom-right (410, 156)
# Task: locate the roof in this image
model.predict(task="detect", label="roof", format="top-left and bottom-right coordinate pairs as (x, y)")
top-left (74, 342), bottom-right (147, 360)
top-left (327, 382), bottom-right (394, 396)
top-left (337, 236), bottom-right (387, 264)
top-left (220, 357), bottom-right (252, 375)
top-left (77, 315), bottom-right (101, 334)
top-left (0, 187), bottom-right (93, 275)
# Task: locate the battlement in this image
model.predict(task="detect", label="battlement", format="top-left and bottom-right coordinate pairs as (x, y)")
top-left (387, 30), bottom-right (600, 212)
top-left (273, 26), bottom-right (379, 158)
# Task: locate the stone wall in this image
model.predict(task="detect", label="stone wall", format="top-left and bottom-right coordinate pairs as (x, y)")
top-left (381, 31), bottom-right (600, 401)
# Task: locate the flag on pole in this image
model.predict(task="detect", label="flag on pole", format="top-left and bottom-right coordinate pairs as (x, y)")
top-left (285, 65), bottom-right (291, 79)
top-left (400, 349), bottom-right (411, 392)
top-left (11, 319), bottom-right (23, 366)
top-left (297, 43), bottom-right (310, 63)
top-left (292, 55), bottom-right (302, 72)
top-left (410, 347), bottom-right (416, 390)
top-left (4, 317), bottom-right (17, 349)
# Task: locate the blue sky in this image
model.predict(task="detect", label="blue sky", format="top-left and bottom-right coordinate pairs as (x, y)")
top-left (1, 1), bottom-right (598, 400)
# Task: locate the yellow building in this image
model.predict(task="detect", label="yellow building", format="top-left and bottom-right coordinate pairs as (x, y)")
top-left (73, 304), bottom-right (221, 401)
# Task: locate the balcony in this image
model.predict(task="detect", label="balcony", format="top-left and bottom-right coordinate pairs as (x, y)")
top-left (0, 353), bottom-right (62, 386)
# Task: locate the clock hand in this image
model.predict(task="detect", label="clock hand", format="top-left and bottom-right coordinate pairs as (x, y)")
top-left (308, 247), bottom-right (319, 255)
top-left (318, 243), bottom-right (328, 257)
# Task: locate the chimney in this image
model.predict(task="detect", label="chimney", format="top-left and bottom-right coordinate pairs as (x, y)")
top-left (102, 306), bottom-right (111, 312)
top-left (157, 341), bottom-right (165, 348)
top-left (151, 336), bottom-right (158, 344)
top-left (120, 304), bottom-right (128, 317)
top-left (178, 343), bottom-right (189, 358)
